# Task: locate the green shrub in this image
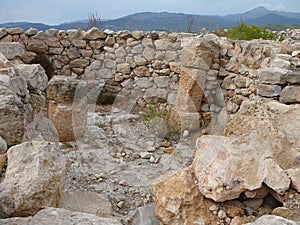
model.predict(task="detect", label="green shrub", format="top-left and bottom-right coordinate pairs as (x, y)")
top-left (225, 23), bottom-right (276, 40)
top-left (143, 104), bottom-right (181, 140)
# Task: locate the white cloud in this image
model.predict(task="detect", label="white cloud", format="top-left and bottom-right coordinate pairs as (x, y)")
top-left (273, 4), bottom-right (286, 11)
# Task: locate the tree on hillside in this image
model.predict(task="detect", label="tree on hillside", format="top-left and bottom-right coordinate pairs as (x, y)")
top-left (226, 22), bottom-right (276, 40)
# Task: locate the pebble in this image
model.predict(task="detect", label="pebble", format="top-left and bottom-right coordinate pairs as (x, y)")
top-left (209, 204), bottom-right (219, 211)
top-left (149, 156), bottom-right (156, 163)
top-left (117, 201), bottom-right (124, 209)
top-left (147, 146), bottom-right (156, 152)
top-left (217, 210), bottom-right (227, 219)
top-left (182, 130), bottom-right (189, 137)
top-left (139, 152), bottom-right (153, 159)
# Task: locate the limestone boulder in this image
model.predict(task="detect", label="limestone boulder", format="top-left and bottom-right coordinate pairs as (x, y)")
top-left (15, 64), bottom-right (48, 92)
top-left (0, 207), bottom-right (122, 225)
top-left (192, 98), bottom-right (300, 202)
top-left (180, 37), bottom-right (213, 70)
top-left (258, 67), bottom-right (290, 85)
top-left (0, 52), bottom-right (12, 68)
top-left (47, 76), bottom-right (88, 142)
top-left (27, 39), bottom-right (48, 52)
top-left (244, 215), bottom-right (300, 225)
top-left (83, 27), bottom-right (107, 40)
top-left (0, 85), bottom-right (25, 146)
top-left (280, 86), bottom-right (300, 104)
top-left (0, 42), bottom-right (26, 60)
top-left (47, 75), bottom-right (86, 103)
top-left (0, 141), bottom-right (65, 218)
top-left (132, 204), bottom-right (160, 225)
top-left (0, 135), bottom-right (7, 153)
top-left (153, 167), bottom-right (219, 225)
top-left (176, 67), bottom-right (206, 112)
top-left (23, 114), bottom-right (59, 144)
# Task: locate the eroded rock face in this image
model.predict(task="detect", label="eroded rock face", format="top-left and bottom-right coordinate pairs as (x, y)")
top-left (0, 207), bottom-right (122, 225)
top-left (0, 141), bottom-right (65, 218)
top-left (0, 85), bottom-right (25, 146)
top-left (153, 167), bottom-right (219, 225)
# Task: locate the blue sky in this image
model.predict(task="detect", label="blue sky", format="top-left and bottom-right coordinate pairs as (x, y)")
top-left (0, 0), bottom-right (299, 24)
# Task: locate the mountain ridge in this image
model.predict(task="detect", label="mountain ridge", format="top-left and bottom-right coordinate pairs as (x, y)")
top-left (1, 6), bottom-right (300, 32)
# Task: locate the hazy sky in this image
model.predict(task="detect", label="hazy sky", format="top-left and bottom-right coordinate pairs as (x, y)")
top-left (0, 0), bottom-right (299, 25)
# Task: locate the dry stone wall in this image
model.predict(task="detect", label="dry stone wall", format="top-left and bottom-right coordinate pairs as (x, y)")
top-left (0, 27), bottom-right (300, 140)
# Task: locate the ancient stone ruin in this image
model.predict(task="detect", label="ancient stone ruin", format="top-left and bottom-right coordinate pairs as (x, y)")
top-left (0, 26), bottom-right (299, 224)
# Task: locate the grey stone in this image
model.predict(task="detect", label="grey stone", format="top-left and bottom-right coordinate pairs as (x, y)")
top-left (154, 76), bottom-right (169, 88)
top-left (280, 86), bottom-right (300, 103)
top-left (131, 31), bottom-right (144, 40)
top-left (244, 215), bottom-right (300, 225)
top-left (15, 64), bottom-right (48, 91)
top-left (7, 27), bottom-right (24, 35)
top-left (0, 207), bottom-right (122, 225)
top-left (0, 42), bottom-right (26, 60)
top-left (257, 84), bottom-right (282, 97)
top-left (287, 72), bottom-right (300, 84)
top-left (0, 135), bottom-right (7, 153)
top-left (154, 39), bottom-right (172, 50)
top-left (132, 204), bottom-right (160, 225)
top-left (0, 85), bottom-right (25, 146)
top-left (258, 67), bottom-right (289, 85)
top-left (83, 27), bottom-right (107, 40)
top-left (0, 28), bottom-right (7, 39)
top-left (59, 190), bottom-right (112, 216)
top-left (27, 39), bottom-right (48, 52)
top-left (25, 28), bottom-right (38, 36)
top-left (0, 141), bottom-right (65, 218)
top-left (23, 115), bottom-right (59, 144)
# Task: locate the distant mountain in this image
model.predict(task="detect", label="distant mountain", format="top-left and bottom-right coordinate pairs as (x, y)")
top-left (0, 22), bottom-right (51, 31)
top-left (1, 6), bottom-right (300, 32)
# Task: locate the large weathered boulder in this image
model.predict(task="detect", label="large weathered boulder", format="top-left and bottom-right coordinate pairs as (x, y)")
top-left (0, 207), bottom-right (122, 225)
top-left (153, 167), bottom-right (219, 225)
top-left (0, 42), bottom-right (26, 60)
top-left (0, 141), bottom-right (65, 218)
top-left (192, 98), bottom-right (300, 202)
top-left (15, 64), bottom-right (48, 92)
top-left (244, 215), bottom-right (300, 225)
top-left (23, 113), bottom-right (59, 144)
top-left (0, 85), bottom-right (25, 146)
top-left (47, 76), bottom-right (87, 142)
top-left (192, 133), bottom-right (290, 202)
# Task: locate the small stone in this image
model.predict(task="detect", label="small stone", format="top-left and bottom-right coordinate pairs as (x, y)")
top-left (209, 205), bottom-right (219, 211)
top-left (149, 156), bottom-right (156, 163)
top-left (147, 146), bottom-right (156, 152)
top-left (182, 130), bottom-right (189, 137)
top-left (139, 152), bottom-right (153, 159)
top-left (117, 201), bottom-right (124, 209)
top-left (218, 210), bottom-right (227, 219)
top-left (164, 146), bottom-right (176, 154)
top-left (160, 141), bottom-right (171, 148)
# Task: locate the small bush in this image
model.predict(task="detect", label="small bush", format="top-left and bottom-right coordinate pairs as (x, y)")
top-left (143, 104), bottom-right (181, 140)
top-left (225, 22), bottom-right (276, 40)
